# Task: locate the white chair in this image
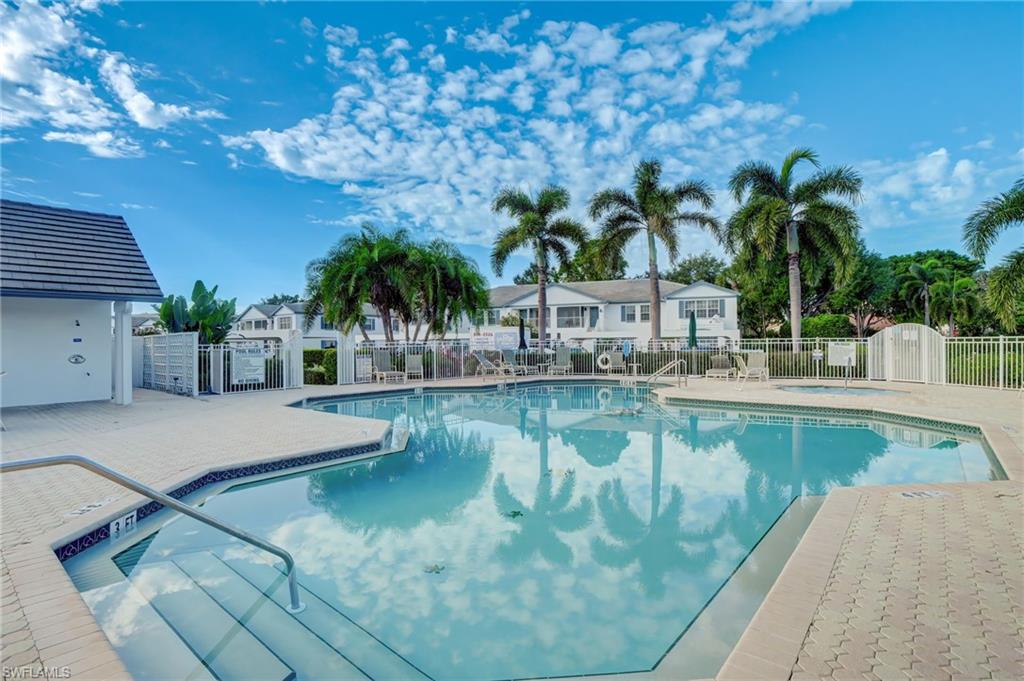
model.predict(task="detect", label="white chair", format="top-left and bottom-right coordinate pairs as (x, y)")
top-left (607, 351), bottom-right (627, 375)
top-left (705, 354), bottom-right (736, 381)
top-left (549, 347), bottom-right (573, 375)
top-left (500, 350), bottom-right (539, 376)
top-left (735, 352), bottom-right (769, 388)
top-left (472, 351), bottom-right (507, 377)
top-left (373, 351), bottom-right (407, 383)
top-left (406, 355), bottom-right (424, 381)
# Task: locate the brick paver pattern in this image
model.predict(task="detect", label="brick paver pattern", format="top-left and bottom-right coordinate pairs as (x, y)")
top-left (791, 485), bottom-right (1024, 681)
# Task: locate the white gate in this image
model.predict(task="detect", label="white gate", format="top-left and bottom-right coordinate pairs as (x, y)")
top-left (868, 323), bottom-right (945, 383)
top-left (199, 335), bottom-right (304, 394)
top-left (136, 332), bottom-right (199, 396)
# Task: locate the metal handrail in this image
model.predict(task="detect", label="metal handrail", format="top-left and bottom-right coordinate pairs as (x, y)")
top-left (642, 358), bottom-right (688, 388)
top-left (0, 455), bottom-right (305, 613)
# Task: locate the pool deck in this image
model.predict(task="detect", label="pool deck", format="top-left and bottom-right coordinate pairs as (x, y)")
top-left (1, 377), bottom-right (1021, 680)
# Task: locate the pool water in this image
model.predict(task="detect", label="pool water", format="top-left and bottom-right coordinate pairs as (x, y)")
top-left (65, 383), bottom-right (1002, 681)
top-left (778, 385), bottom-right (902, 396)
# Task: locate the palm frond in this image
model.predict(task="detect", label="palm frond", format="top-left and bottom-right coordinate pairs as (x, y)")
top-left (793, 165), bottom-right (863, 206)
top-left (779, 147), bottom-right (819, 189)
top-left (589, 188), bottom-right (639, 220)
top-left (963, 177), bottom-right (1024, 259)
top-left (535, 185), bottom-right (571, 217)
top-left (491, 224), bottom-right (529, 277)
top-left (728, 160), bottom-right (781, 202)
top-left (987, 247), bottom-right (1024, 330)
top-left (491, 185), bottom-right (534, 217)
top-left (672, 179), bottom-right (715, 210)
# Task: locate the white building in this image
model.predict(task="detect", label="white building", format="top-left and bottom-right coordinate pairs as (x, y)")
top-left (231, 302), bottom-right (340, 349)
top-left (477, 279), bottom-right (740, 347)
top-left (0, 200), bottom-right (164, 407)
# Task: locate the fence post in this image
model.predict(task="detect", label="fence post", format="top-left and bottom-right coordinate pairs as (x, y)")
top-left (999, 336), bottom-right (1006, 390)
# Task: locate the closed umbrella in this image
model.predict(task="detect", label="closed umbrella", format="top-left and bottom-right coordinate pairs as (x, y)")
top-left (518, 317), bottom-right (528, 350)
top-left (688, 311), bottom-right (698, 349)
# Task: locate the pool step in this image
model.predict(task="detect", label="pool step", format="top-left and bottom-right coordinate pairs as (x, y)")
top-left (128, 562), bottom-right (295, 681)
top-left (221, 553), bottom-right (431, 681)
top-left (174, 552), bottom-right (369, 680)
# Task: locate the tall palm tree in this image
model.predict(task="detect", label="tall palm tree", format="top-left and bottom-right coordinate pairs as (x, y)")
top-left (589, 160), bottom-right (719, 343)
top-left (725, 148), bottom-right (862, 351)
top-left (963, 177), bottom-right (1024, 330)
top-left (304, 223), bottom-right (411, 342)
top-left (405, 240), bottom-right (489, 341)
top-left (930, 272), bottom-right (981, 336)
top-left (899, 258), bottom-right (949, 327)
top-left (491, 185), bottom-right (588, 348)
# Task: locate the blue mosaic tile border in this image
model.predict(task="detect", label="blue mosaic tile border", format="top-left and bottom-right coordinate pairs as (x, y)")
top-left (53, 441), bottom-right (381, 562)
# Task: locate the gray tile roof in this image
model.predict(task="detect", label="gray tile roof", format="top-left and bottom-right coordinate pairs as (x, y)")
top-left (488, 279), bottom-right (702, 305)
top-left (1, 200), bottom-right (163, 302)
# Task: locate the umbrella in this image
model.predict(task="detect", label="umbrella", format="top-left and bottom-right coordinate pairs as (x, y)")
top-left (688, 311), bottom-right (698, 349)
top-left (518, 317), bottom-right (528, 350)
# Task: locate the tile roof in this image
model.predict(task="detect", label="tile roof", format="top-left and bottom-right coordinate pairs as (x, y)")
top-left (1, 200), bottom-right (163, 302)
top-left (487, 279), bottom-right (726, 305)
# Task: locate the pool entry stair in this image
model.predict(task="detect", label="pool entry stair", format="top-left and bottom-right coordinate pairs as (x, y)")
top-left (107, 547), bottom-right (430, 681)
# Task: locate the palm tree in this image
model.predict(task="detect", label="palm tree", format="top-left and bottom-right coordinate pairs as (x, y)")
top-left (491, 185), bottom-right (588, 348)
top-left (405, 240), bottom-right (489, 341)
top-left (899, 258), bottom-right (949, 327)
top-left (589, 160), bottom-right (719, 343)
top-left (963, 177), bottom-right (1024, 330)
top-left (725, 148), bottom-right (862, 351)
top-left (304, 224), bottom-right (411, 342)
top-left (930, 272), bottom-right (981, 336)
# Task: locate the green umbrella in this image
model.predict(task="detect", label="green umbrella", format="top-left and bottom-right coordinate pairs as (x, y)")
top-left (688, 311), bottom-right (698, 349)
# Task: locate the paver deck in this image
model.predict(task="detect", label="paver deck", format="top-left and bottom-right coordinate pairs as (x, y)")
top-left (1, 377), bottom-right (1022, 680)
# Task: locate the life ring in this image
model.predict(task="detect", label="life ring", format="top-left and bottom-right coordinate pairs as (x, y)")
top-left (597, 387), bottom-right (612, 404)
top-left (597, 352), bottom-right (612, 370)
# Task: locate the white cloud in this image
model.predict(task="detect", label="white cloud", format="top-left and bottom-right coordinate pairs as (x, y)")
top-left (324, 24), bottom-right (359, 47)
top-left (964, 136), bottom-right (994, 151)
top-left (43, 130), bottom-right (142, 158)
top-left (299, 17), bottom-right (317, 38)
top-left (99, 53), bottom-right (223, 129)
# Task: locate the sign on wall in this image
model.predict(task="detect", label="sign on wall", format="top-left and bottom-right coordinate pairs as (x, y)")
top-left (494, 330), bottom-right (519, 350)
top-left (828, 342), bottom-right (857, 367)
top-left (231, 344), bottom-right (266, 384)
top-left (470, 332), bottom-right (495, 350)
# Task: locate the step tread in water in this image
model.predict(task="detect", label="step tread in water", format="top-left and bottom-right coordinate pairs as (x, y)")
top-left (221, 554), bottom-right (431, 681)
top-left (128, 562), bottom-right (294, 681)
top-left (80, 579), bottom-right (218, 681)
top-left (174, 552), bottom-right (369, 681)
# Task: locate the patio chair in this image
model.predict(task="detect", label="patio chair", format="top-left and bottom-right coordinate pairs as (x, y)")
top-left (607, 351), bottom-right (626, 375)
top-left (549, 347), bottom-right (573, 375)
top-left (705, 354), bottom-right (736, 381)
top-left (735, 352), bottom-right (769, 388)
top-left (372, 351), bottom-right (407, 384)
top-left (472, 351), bottom-right (507, 377)
top-left (500, 350), bottom-right (539, 376)
top-left (406, 354), bottom-right (424, 381)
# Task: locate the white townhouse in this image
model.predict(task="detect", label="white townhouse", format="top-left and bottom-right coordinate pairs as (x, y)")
top-left (231, 302), bottom-right (340, 349)
top-left (477, 279), bottom-right (740, 347)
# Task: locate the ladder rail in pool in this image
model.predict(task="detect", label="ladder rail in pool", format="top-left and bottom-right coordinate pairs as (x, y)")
top-left (0, 454), bottom-right (306, 613)
top-left (641, 358), bottom-right (688, 389)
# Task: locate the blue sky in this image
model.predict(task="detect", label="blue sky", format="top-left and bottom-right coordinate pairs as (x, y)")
top-left (2, 0), bottom-right (1022, 307)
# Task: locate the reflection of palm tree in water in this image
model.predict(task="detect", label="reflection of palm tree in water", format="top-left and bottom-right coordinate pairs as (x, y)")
top-left (591, 421), bottom-right (717, 598)
top-left (493, 405), bottom-right (593, 565)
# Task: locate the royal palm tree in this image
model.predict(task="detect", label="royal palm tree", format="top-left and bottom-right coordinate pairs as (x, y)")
top-left (304, 224), bottom-right (411, 342)
top-left (930, 273), bottom-right (981, 336)
top-left (963, 177), bottom-right (1024, 330)
top-left (491, 185), bottom-right (588, 349)
top-left (725, 148), bottom-right (862, 351)
top-left (899, 258), bottom-right (949, 328)
top-left (589, 160), bottom-right (719, 343)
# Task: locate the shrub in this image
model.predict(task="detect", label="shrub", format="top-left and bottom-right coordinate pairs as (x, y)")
top-left (303, 348), bottom-right (325, 368)
top-left (304, 366), bottom-right (327, 385)
top-left (323, 348), bottom-right (338, 384)
top-left (781, 315), bottom-right (854, 338)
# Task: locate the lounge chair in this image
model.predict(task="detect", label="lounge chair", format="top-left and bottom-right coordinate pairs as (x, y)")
top-left (472, 351), bottom-right (507, 377)
top-left (406, 354), bottom-right (424, 381)
top-left (501, 350), bottom-right (539, 376)
top-left (735, 352), bottom-right (769, 388)
top-left (549, 347), bottom-right (573, 375)
top-left (373, 351), bottom-right (407, 384)
top-left (607, 351), bottom-right (626, 375)
top-left (705, 354), bottom-right (735, 381)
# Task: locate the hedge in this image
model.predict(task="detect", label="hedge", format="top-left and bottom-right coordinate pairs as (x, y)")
top-left (303, 348), bottom-right (325, 368)
top-left (781, 314), bottom-right (854, 338)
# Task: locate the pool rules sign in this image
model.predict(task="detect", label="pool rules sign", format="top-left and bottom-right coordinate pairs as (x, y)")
top-left (232, 344), bottom-right (266, 385)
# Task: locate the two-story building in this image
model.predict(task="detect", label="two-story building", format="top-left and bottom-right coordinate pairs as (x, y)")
top-left (231, 302), bottom-right (340, 349)
top-left (477, 279), bottom-right (740, 347)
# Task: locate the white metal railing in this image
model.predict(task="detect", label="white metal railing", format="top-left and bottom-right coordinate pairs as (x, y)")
top-left (198, 337), bottom-right (303, 394)
top-left (332, 335), bottom-right (1024, 391)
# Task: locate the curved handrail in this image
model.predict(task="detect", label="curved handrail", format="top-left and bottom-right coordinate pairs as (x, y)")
top-left (0, 455), bottom-right (305, 613)
top-left (642, 358), bottom-right (688, 388)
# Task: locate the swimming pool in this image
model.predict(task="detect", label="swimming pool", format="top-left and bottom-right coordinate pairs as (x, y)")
top-left (64, 383), bottom-right (1003, 681)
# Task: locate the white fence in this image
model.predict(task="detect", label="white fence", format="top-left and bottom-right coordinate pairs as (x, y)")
top-left (198, 337), bottom-right (304, 394)
top-left (335, 331), bottom-right (1024, 390)
top-left (134, 332), bottom-right (199, 397)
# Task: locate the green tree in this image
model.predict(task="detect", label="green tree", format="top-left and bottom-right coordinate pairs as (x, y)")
top-left (898, 258), bottom-right (949, 327)
top-left (491, 185), bottom-right (588, 348)
top-left (414, 240), bottom-right (489, 340)
top-left (259, 293), bottom-right (301, 305)
top-left (661, 250), bottom-right (726, 285)
top-left (304, 224), bottom-right (412, 342)
top-left (154, 280), bottom-right (236, 344)
top-left (885, 249), bottom-right (982, 322)
top-left (590, 159), bottom-right (719, 342)
top-left (511, 239), bottom-right (626, 284)
top-left (724, 148), bottom-right (862, 350)
top-left (963, 177), bottom-right (1024, 330)
top-left (930, 273), bottom-right (981, 336)
top-left (827, 247), bottom-right (895, 337)
top-left (720, 248), bottom-right (789, 337)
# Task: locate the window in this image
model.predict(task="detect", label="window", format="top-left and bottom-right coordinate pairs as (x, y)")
top-left (517, 307), bottom-right (550, 325)
top-left (557, 307), bottom-right (583, 328)
top-left (277, 316), bottom-right (292, 330)
top-left (486, 309), bottom-right (501, 326)
top-left (620, 305), bottom-right (637, 323)
top-left (244, 319), bottom-right (268, 330)
top-left (364, 317), bottom-right (377, 331)
top-left (320, 317), bottom-right (335, 330)
top-left (679, 299), bottom-right (726, 319)
top-left (391, 319), bottom-right (400, 332)
top-left (320, 340), bottom-right (337, 349)
top-left (640, 304), bottom-right (651, 322)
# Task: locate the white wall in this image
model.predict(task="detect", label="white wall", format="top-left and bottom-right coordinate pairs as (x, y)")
top-left (1, 297), bottom-right (112, 407)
